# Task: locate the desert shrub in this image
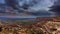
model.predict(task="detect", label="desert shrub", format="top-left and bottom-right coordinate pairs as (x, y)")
top-left (0, 27), bottom-right (3, 32)
top-left (30, 29), bottom-right (45, 34)
top-left (13, 29), bottom-right (19, 34)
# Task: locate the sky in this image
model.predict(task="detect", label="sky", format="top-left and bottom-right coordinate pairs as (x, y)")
top-left (0, 0), bottom-right (57, 11)
top-left (0, 0), bottom-right (5, 3)
top-left (0, 0), bottom-right (58, 18)
top-left (19, 0), bottom-right (57, 11)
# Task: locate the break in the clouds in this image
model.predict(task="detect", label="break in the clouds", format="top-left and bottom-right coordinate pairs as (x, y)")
top-left (0, 0), bottom-right (5, 3)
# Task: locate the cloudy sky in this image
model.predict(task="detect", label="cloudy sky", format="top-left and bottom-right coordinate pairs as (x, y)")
top-left (19, 0), bottom-right (57, 11)
top-left (0, 0), bottom-right (58, 18)
top-left (0, 0), bottom-right (57, 10)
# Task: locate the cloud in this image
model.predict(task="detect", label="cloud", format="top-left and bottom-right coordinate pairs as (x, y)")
top-left (0, 0), bottom-right (57, 17)
top-left (54, 0), bottom-right (60, 6)
top-left (29, 0), bottom-right (57, 11)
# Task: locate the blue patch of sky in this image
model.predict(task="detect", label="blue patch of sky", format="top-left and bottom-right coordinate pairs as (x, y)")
top-left (0, 0), bottom-right (5, 3)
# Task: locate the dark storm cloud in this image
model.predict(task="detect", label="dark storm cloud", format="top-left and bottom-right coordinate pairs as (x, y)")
top-left (5, 0), bottom-right (19, 9)
top-left (50, 0), bottom-right (60, 16)
top-left (54, 0), bottom-right (60, 6)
